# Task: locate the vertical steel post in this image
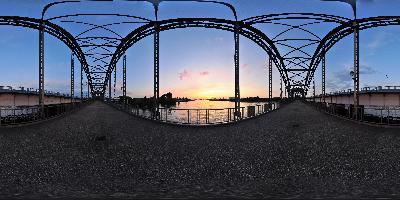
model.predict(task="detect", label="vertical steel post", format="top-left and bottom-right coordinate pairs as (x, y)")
top-left (353, 20), bottom-right (360, 119)
top-left (322, 48), bottom-right (326, 103)
top-left (86, 80), bottom-right (90, 99)
top-left (71, 53), bottom-right (74, 104)
top-left (280, 77), bottom-right (283, 99)
top-left (268, 56), bottom-right (273, 100)
top-left (87, 79), bottom-right (90, 99)
top-left (38, 21), bottom-right (45, 117)
top-left (313, 78), bottom-right (316, 102)
top-left (123, 55), bottom-right (127, 105)
top-left (234, 24), bottom-right (240, 121)
top-left (154, 23), bottom-right (160, 119)
top-left (80, 62), bottom-right (83, 101)
top-left (114, 63), bottom-right (116, 98)
top-left (284, 85), bottom-right (288, 97)
top-left (108, 71), bottom-right (112, 101)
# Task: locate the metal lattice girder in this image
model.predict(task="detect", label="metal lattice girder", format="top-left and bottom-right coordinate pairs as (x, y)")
top-left (234, 24), bottom-right (240, 120)
top-left (268, 56), bottom-right (273, 100)
top-left (321, 48), bottom-right (326, 102)
top-left (113, 63), bottom-right (116, 98)
top-left (0, 16), bottom-right (94, 96)
top-left (108, 71), bottom-right (112, 100)
top-left (123, 55), bottom-right (127, 104)
top-left (107, 18), bottom-right (288, 96)
top-left (153, 23), bottom-right (160, 119)
top-left (3, 10), bottom-right (400, 98)
top-left (280, 77), bottom-right (283, 99)
top-left (307, 16), bottom-right (400, 89)
top-left (71, 52), bottom-right (74, 102)
top-left (38, 21), bottom-right (45, 116)
top-left (242, 13), bottom-right (350, 91)
top-left (353, 20), bottom-right (360, 119)
top-left (81, 63), bottom-right (83, 100)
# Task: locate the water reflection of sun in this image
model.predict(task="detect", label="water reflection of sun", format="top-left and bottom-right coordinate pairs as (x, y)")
top-left (196, 88), bottom-right (230, 99)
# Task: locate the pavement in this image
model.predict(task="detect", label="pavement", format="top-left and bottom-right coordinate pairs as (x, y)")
top-left (0, 100), bottom-right (400, 199)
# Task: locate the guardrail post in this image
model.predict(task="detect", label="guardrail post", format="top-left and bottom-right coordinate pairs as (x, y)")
top-left (187, 110), bottom-right (190, 124)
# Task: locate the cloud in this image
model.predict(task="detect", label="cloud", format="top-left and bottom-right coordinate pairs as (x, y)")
top-left (241, 64), bottom-right (252, 75)
top-left (359, 0), bottom-right (374, 3)
top-left (367, 33), bottom-right (386, 50)
top-left (325, 63), bottom-right (377, 92)
top-left (199, 71), bottom-right (210, 76)
top-left (366, 32), bottom-right (396, 55)
top-left (360, 64), bottom-right (377, 75)
top-left (178, 69), bottom-right (191, 80)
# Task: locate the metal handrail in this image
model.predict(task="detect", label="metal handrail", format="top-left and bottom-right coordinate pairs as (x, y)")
top-left (109, 102), bottom-right (280, 125)
top-left (0, 101), bottom-right (90, 126)
top-left (306, 101), bottom-right (400, 126)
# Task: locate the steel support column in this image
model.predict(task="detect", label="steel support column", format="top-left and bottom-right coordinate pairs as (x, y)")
top-left (280, 77), bottom-right (283, 99)
top-left (353, 21), bottom-right (360, 119)
top-left (108, 71), bottom-right (112, 101)
top-left (71, 53), bottom-right (74, 104)
top-left (87, 80), bottom-right (90, 99)
top-left (268, 56), bottom-right (273, 100)
top-left (284, 86), bottom-right (287, 98)
top-left (113, 64), bottom-right (116, 98)
top-left (322, 48), bottom-right (326, 103)
top-left (234, 26), bottom-right (241, 121)
top-left (80, 63), bottom-right (83, 101)
top-left (154, 24), bottom-right (160, 119)
top-left (313, 78), bottom-right (316, 102)
top-left (38, 22), bottom-right (45, 117)
top-left (123, 55), bottom-right (127, 105)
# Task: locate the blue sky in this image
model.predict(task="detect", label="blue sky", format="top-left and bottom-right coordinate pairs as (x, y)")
top-left (0, 0), bottom-right (399, 98)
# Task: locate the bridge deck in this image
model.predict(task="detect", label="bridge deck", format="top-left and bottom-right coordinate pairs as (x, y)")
top-left (0, 101), bottom-right (400, 198)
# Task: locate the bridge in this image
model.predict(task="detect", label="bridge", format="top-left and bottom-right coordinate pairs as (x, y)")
top-left (1, 0), bottom-right (399, 124)
top-left (1, 0), bottom-right (400, 198)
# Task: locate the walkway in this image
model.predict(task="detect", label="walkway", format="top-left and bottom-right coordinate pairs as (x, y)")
top-left (1, 101), bottom-right (400, 198)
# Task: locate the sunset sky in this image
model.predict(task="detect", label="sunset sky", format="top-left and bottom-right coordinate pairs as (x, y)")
top-left (0, 0), bottom-right (400, 98)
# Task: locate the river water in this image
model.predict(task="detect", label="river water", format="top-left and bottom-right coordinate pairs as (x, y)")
top-left (133, 100), bottom-right (278, 124)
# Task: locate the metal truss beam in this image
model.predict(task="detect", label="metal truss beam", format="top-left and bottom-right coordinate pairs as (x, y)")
top-left (353, 21), bottom-right (360, 119)
top-left (107, 18), bottom-right (289, 95)
top-left (81, 63), bottom-right (83, 101)
top-left (0, 16), bottom-right (94, 96)
top-left (234, 25), bottom-right (241, 121)
top-left (71, 52), bottom-right (75, 103)
top-left (123, 55), bottom-right (127, 105)
top-left (38, 21), bottom-right (45, 117)
top-left (322, 48), bottom-right (326, 103)
top-left (268, 56), bottom-right (273, 100)
top-left (113, 63), bottom-right (116, 98)
top-left (153, 23), bottom-right (160, 119)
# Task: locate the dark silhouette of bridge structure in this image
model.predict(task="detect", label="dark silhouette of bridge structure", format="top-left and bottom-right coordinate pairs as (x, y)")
top-left (1, 0), bottom-right (400, 123)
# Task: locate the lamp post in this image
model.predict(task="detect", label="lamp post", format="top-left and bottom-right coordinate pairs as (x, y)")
top-left (323, 0), bottom-right (358, 119)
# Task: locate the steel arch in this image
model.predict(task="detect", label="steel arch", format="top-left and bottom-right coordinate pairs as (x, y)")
top-left (0, 16), bottom-right (94, 93)
top-left (307, 16), bottom-right (400, 90)
top-left (105, 18), bottom-right (287, 94)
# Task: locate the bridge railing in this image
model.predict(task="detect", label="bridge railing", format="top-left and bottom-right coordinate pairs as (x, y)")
top-left (108, 101), bottom-right (281, 125)
top-left (306, 100), bottom-right (400, 126)
top-left (0, 101), bottom-right (91, 126)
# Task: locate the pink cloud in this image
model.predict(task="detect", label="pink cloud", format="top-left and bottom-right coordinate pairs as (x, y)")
top-left (241, 64), bottom-right (251, 74)
top-left (178, 69), bottom-right (191, 80)
top-left (199, 71), bottom-right (210, 76)
top-left (241, 64), bottom-right (249, 68)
